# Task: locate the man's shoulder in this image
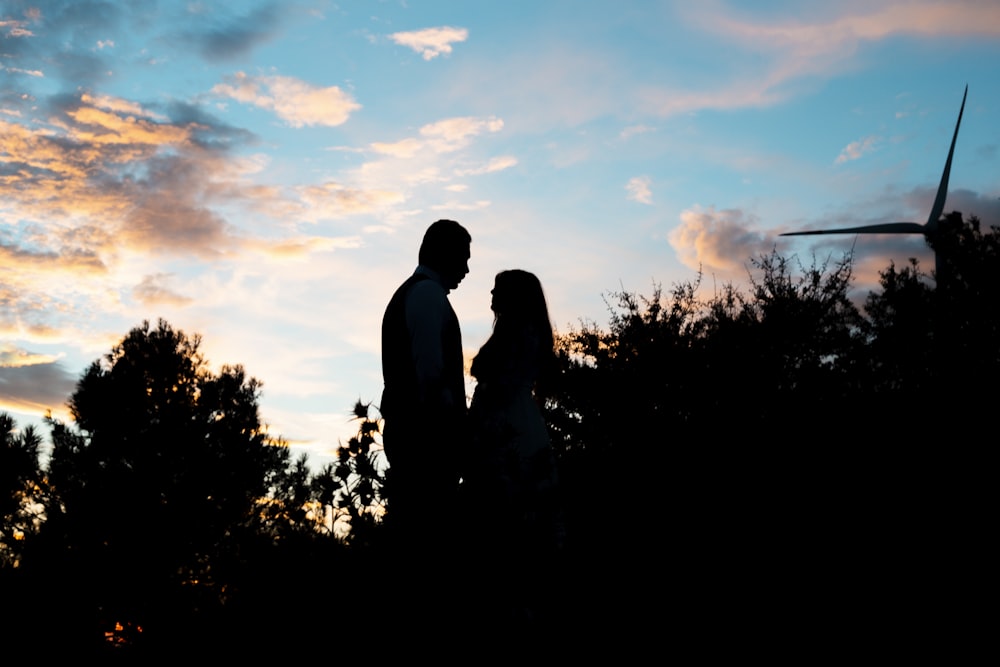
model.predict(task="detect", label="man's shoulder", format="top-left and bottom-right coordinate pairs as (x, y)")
top-left (387, 272), bottom-right (430, 303)
top-left (407, 276), bottom-right (445, 298)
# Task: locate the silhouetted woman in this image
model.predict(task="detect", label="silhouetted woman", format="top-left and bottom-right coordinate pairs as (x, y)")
top-left (465, 270), bottom-right (564, 625)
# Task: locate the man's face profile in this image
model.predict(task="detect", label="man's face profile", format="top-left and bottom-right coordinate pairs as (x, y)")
top-left (442, 243), bottom-right (471, 291)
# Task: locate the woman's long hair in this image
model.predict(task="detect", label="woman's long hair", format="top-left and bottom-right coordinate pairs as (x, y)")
top-left (471, 270), bottom-right (555, 388)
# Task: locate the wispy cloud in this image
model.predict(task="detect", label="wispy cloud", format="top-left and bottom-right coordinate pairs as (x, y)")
top-left (0, 242), bottom-right (106, 277)
top-left (296, 182), bottom-right (406, 220)
top-left (835, 135), bottom-right (880, 164)
top-left (621, 124), bottom-right (655, 140)
top-left (390, 26), bottom-right (468, 60)
top-left (430, 200), bottom-right (491, 211)
top-left (81, 93), bottom-right (164, 120)
top-left (1, 18), bottom-right (33, 38)
top-left (419, 116), bottom-right (504, 151)
top-left (246, 235), bottom-right (363, 259)
top-left (3, 67), bottom-right (43, 77)
top-left (626, 176), bottom-right (653, 204)
top-left (177, 4), bottom-right (281, 61)
top-left (647, 1), bottom-right (1000, 118)
top-left (370, 116), bottom-right (504, 157)
top-left (132, 274), bottom-right (193, 307)
top-left (213, 72), bottom-right (361, 127)
top-left (455, 156), bottom-right (518, 176)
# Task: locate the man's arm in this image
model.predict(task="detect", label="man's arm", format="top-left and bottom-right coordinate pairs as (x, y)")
top-left (405, 280), bottom-right (457, 409)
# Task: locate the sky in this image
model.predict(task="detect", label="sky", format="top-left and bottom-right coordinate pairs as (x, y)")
top-left (2, 0), bottom-right (999, 468)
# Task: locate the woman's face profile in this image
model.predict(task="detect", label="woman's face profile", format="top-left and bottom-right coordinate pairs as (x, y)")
top-left (490, 278), bottom-right (509, 315)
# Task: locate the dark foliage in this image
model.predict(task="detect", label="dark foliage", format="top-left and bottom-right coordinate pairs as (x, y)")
top-left (310, 400), bottom-right (388, 546)
top-left (10, 320), bottom-right (342, 654)
top-left (1, 413), bottom-right (44, 568)
top-left (542, 213), bottom-right (996, 643)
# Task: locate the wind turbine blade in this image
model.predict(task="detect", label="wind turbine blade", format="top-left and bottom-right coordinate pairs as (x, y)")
top-left (926, 84), bottom-right (967, 230)
top-left (781, 222), bottom-right (926, 237)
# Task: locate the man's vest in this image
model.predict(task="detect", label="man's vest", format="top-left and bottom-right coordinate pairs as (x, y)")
top-left (380, 273), bottom-right (464, 421)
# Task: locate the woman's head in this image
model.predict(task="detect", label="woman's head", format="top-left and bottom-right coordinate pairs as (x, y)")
top-left (491, 270), bottom-right (551, 332)
top-left (473, 269), bottom-right (556, 384)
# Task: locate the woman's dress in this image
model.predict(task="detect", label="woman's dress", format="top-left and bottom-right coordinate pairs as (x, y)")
top-left (466, 330), bottom-right (562, 549)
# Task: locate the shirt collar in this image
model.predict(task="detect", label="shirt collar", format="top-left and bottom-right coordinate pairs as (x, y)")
top-left (414, 264), bottom-right (446, 289)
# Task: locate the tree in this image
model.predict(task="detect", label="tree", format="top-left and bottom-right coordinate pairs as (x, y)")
top-left (1, 413), bottom-right (44, 569)
top-left (35, 319), bottom-right (293, 649)
top-left (544, 249), bottom-right (863, 460)
top-left (862, 212), bottom-right (1000, 426)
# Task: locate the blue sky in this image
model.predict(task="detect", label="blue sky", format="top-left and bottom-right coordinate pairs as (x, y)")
top-left (2, 0), bottom-right (999, 466)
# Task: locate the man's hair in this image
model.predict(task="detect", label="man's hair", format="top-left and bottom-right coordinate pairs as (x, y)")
top-left (418, 219), bottom-right (471, 269)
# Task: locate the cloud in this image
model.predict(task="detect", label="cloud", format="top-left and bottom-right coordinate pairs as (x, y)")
top-left (420, 116), bottom-right (504, 151)
top-left (640, 81), bottom-right (789, 118)
top-left (0, 345), bottom-right (59, 368)
top-left (0, 241), bottom-right (106, 276)
top-left (296, 182), bottom-right (406, 220)
top-left (178, 4), bottom-right (281, 61)
top-left (370, 138), bottom-right (423, 158)
top-left (621, 124), bottom-right (655, 140)
top-left (369, 116), bottom-right (504, 158)
top-left (455, 156), bottom-right (518, 176)
top-left (710, 1), bottom-right (1000, 47)
top-left (3, 67), bottom-right (43, 77)
top-left (646, 1), bottom-right (1000, 118)
top-left (390, 26), bottom-right (468, 60)
top-left (1, 18), bottom-right (34, 38)
top-left (81, 93), bottom-right (165, 120)
top-left (132, 274), bottom-right (193, 307)
top-left (0, 92), bottom-right (296, 286)
top-left (670, 206), bottom-right (772, 275)
top-left (430, 200), bottom-right (491, 211)
top-left (626, 176), bottom-right (653, 205)
top-left (64, 105), bottom-right (191, 146)
top-left (248, 235), bottom-right (363, 259)
top-left (927, 188), bottom-right (1000, 228)
top-left (835, 135), bottom-right (880, 164)
top-left (213, 72), bottom-right (361, 127)
top-left (0, 284), bottom-right (66, 345)
top-left (0, 347), bottom-right (78, 417)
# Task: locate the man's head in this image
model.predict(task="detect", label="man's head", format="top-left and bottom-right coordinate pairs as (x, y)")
top-left (419, 219), bottom-right (471, 291)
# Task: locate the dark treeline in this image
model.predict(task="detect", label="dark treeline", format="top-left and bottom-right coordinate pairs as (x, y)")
top-left (2, 213), bottom-right (995, 656)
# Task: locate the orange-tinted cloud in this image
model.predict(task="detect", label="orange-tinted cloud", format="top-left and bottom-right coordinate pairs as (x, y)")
top-left (213, 71), bottom-right (361, 127)
top-left (1, 93), bottom-right (283, 261)
top-left (670, 206), bottom-right (773, 275)
top-left (247, 235), bottom-right (364, 260)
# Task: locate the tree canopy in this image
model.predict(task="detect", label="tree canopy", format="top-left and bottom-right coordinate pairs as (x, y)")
top-left (15, 321), bottom-right (305, 650)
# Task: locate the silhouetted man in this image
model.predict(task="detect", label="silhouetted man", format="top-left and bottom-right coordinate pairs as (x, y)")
top-left (381, 219), bottom-right (471, 540)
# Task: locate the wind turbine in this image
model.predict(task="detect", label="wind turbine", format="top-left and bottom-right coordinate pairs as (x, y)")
top-left (781, 85), bottom-right (968, 277)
